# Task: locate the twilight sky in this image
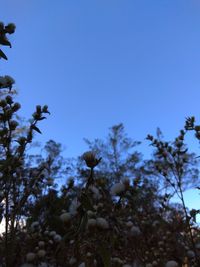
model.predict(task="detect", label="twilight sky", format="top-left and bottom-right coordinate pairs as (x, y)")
top-left (1, 0), bottom-right (200, 212)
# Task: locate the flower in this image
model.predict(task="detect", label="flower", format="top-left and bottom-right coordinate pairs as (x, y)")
top-left (165, 261), bottom-right (178, 267)
top-left (38, 241), bottom-right (45, 248)
top-left (26, 252), bottom-right (36, 262)
top-left (60, 212), bottom-right (71, 223)
top-left (5, 23), bottom-right (16, 34)
top-left (96, 217), bottom-right (109, 229)
top-left (69, 198), bottom-right (80, 215)
top-left (130, 226), bottom-right (141, 237)
top-left (87, 218), bottom-right (97, 228)
top-left (54, 234), bottom-right (62, 242)
top-left (110, 183), bottom-right (125, 196)
top-left (69, 257), bottom-right (77, 265)
top-left (187, 250), bottom-right (195, 258)
top-left (82, 151), bottom-right (101, 168)
top-left (37, 250), bottom-right (46, 258)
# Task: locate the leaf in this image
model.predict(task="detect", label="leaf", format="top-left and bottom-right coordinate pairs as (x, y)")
top-left (38, 116), bottom-right (47, 121)
top-left (0, 49), bottom-right (7, 60)
top-left (0, 38), bottom-right (11, 47)
top-left (31, 125), bottom-right (42, 134)
top-left (76, 212), bottom-right (88, 235)
top-left (99, 244), bottom-right (111, 267)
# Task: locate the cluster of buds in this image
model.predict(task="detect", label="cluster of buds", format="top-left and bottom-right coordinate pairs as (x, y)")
top-left (0, 75), bottom-right (15, 90)
top-left (0, 22), bottom-right (16, 60)
top-left (185, 116), bottom-right (200, 141)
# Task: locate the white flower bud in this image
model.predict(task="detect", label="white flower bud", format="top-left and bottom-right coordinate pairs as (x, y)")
top-left (54, 234), bottom-right (62, 242)
top-left (96, 217), bottom-right (109, 229)
top-left (60, 212), bottom-right (71, 223)
top-left (110, 183), bottom-right (125, 196)
top-left (130, 226), bottom-right (141, 237)
top-left (37, 249), bottom-right (46, 258)
top-left (165, 261), bottom-right (178, 267)
top-left (26, 252), bottom-right (36, 262)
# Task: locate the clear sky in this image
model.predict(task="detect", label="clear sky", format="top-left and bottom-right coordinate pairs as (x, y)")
top-left (1, 0), bottom-right (200, 213)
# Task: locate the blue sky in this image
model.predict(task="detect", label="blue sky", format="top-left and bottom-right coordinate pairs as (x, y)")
top-left (1, 0), bottom-right (200, 212)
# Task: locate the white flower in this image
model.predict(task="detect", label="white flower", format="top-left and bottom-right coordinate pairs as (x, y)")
top-left (96, 217), bottom-right (109, 229)
top-left (37, 249), bottom-right (46, 258)
top-left (165, 261), bottom-right (178, 267)
top-left (38, 241), bottom-right (45, 248)
top-left (69, 257), bottom-right (77, 265)
top-left (187, 250), bottom-right (195, 258)
top-left (110, 183), bottom-right (125, 196)
top-left (60, 212), bottom-right (71, 223)
top-left (112, 257), bottom-right (123, 264)
top-left (26, 252), bottom-right (36, 262)
top-left (69, 198), bottom-right (80, 215)
top-left (123, 265), bottom-right (132, 267)
top-left (146, 264), bottom-right (153, 267)
top-left (87, 210), bottom-right (95, 217)
top-left (78, 263), bottom-right (86, 267)
top-left (49, 231), bottom-right (56, 237)
top-left (130, 226), bottom-right (141, 237)
top-left (54, 235), bottom-right (62, 243)
top-left (126, 221), bottom-right (133, 227)
top-left (87, 218), bottom-right (97, 228)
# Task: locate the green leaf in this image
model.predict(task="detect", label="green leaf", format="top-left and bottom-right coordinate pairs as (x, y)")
top-left (0, 49), bottom-right (7, 60)
top-left (31, 125), bottom-right (42, 134)
top-left (38, 116), bottom-right (47, 121)
top-left (0, 38), bottom-right (11, 47)
top-left (99, 244), bottom-right (111, 267)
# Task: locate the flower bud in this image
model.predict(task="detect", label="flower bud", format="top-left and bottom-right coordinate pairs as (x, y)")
top-left (5, 23), bottom-right (16, 34)
top-left (82, 151), bottom-right (101, 168)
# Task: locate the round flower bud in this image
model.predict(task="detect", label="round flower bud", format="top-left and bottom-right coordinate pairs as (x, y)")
top-left (37, 249), bottom-right (46, 258)
top-left (69, 257), bottom-right (77, 265)
top-left (5, 23), bottom-right (16, 34)
top-left (126, 221), bottom-right (133, 227)
top-left (38, 241), bottom-right (45, 248)
top-left (96, 217), bottom-right (109, 229)
top-left (26, 252), bottom-right (36, 262)
top-left (9, 120), bottom-right (18, 130)
top-left (54, 234), bottom-right (62, 242)
top-left (12, 102), bottom-right (21, 112)
top-left (5, 95), bottom-right (13, 104)
top-left (187, 250), bottom-right (195, 258)
top-left (130, 226), bottom-right (141, 237)
top-left (110, 183), bottom-right (125, 196)
top-left (87, 218), bottom-right (97, 229)
top-left (165, 261), bottom-right (178, 267)
top-left (60, 212), bottom-right (71, 223)
top-left (49, 231), bottom-right (56, 237)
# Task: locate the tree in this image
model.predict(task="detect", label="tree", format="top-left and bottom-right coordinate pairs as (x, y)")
top-left (73, 123), bottom-right (142, 188)
top-left (0, 21), bottom-right (50, 267)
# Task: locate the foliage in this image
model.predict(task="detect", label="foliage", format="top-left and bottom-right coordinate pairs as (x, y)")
top-left (0, 21), bottom-right (200, 267)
